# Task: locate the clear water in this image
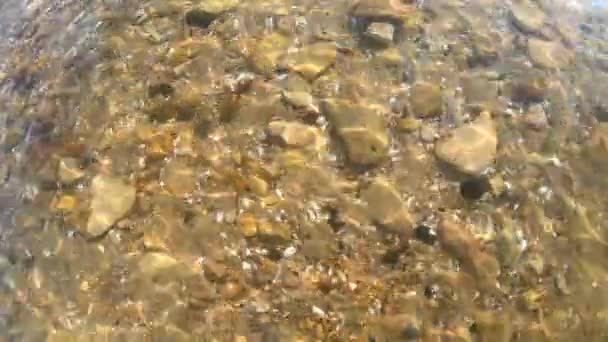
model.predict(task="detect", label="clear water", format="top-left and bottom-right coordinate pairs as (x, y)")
top-left (0, 0), bottom-right (608, 340)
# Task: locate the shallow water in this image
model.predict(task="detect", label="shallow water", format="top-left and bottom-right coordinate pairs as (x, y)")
top-left (1, 0), bottom-right (608, 340)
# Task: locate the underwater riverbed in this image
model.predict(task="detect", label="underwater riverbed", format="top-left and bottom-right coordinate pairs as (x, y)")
top-left (1, 0), bottom-right (608, 340)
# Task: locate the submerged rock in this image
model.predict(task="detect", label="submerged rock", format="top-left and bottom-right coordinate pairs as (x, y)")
top-left (364, 22), bottom-right (395, 45)
top-left (469, 32), bottom-right (500, 67)
top-left (139, 252), bottom-right (179, 275)
top-left (323, 99), bottom-right (389, 166)
top-left (185, 0), bottom-right (239, 28)
top-left (86, 174), bottom-right (136, 237)
top-left (257, 220), bottom-right (292, 245)
top-left (237, 213), bottom-right (258, 237)
top-left (287, 42), bottom-right (337, 81)
top-left (437, 216), bottom-right (499, 289)
top-left (409, 82), bottom-right (442, 118)
top-left (511, 0), bottom-right (546, 33)
top-left (267, 120), bottom-right (326, 150)
top-left (350, 0), bottom-right (416, 24)
top-left (185, 10), bottom-right (219, 28)
top-left (460, 175), bottom-right (491, 200)
top-left (51, 194), bottom-right (77, 212)
top-left (528, 38), bottom-right (573, 69)
top-left (162, 158), bottom-right (196, 197)
top-left (360, 177), bottom-right (413, 237)
top-left (523, 104), bottom-right (549, 130)
top-left (249, 33), bottom-right (290, 76)
top-left (435, 112), bottom-right (497, 175)
top-left (57, 157), bottom-right (85, 185)
top-left (281, 91), bottom-right (320, 114)
top-left (414, 224), bottom-right (437, 245)
top-left (398, 117), bottom-right (421, 132)
top-left (509, 71), bottom-right (548, 103)
top-left (461, 75), bottom-right (499, 111)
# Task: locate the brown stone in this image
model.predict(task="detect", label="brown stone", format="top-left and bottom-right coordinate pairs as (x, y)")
top-left (410, 82), bottom-right (442, 118)
top-left (435, 112), bottom-right (497, 175)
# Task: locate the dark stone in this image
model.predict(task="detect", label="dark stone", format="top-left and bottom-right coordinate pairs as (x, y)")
top-left (414, 224), bottom-right (437, 245)
top-left (595, 105), bottom-right (608, 123)
top-left (424, 284), bottom-right (439, 299)
top-left (148, 83), bottom-right (174, 98)
top-left (401, 325), bottom-right (421, 340)
top-left (460, 176), bottom-right (491, 200)
top-left (194, 119), bottom-right (212, 139)
top-left (326, 205), bottom-right (345, 232)
top-left (185, 9), bottom-right (218, 28)
top-left (381, 247), bottom-right (402, 264)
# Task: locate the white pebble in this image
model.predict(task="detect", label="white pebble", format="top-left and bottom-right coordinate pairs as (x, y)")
top-left (312, 305), bottom-right (327, 318)
top-left (283, 246), bottom-right (297, 258)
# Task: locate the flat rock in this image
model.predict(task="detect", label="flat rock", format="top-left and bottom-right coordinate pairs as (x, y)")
top-left (528, 38), bottom-right (573, 69)
top-left (511, 1), bottom-right (546, 33)
top-left (435, 113), bottom-right (497, 175)
top-left (360, 177), bottom-right (413, 237)
top-left (139, 252), bottom-right (179, 275)
top-left (257, 220), bottom-right (291, 245)
top-left (281, 91), bottom-right (320, 114)
top-left (267, 120), bottom-right (326, 150)
top-left (185, 0), bottom-right (239, 28)
top-left (162, 158), bottom-right (196, 197)
top-left (437, 216), bottom-right (499, 289)
top-left (374, 47), bottom-right (404, 67)
top-left (364, 22), bottom-right (395, 45)
top-left (410, 82), bottom-right (442, 118)
top-left (231, 95), bottom-right (285, 125)
top-left (87, 174), bottom-right (136, 237)
top-left (351, 0), bottom-right (416, 23)
top-left (398, 117), bottom-right (421, 132)
top-left (57, 157), bottom-right (85, 185)
top-left (323, 99), bottom-right (389, 166)
top-left (249, 33), bottom-right (290, 76)
top-left (287, 42), bottom-right (337, 81)
top-left (199, 0), bottom-right (240, 14)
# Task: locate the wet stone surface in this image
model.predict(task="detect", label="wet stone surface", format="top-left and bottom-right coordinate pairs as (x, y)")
top-left (0, 0), bottom-right (607, 340)
top-left (435, 112), bottom-right (497, 175)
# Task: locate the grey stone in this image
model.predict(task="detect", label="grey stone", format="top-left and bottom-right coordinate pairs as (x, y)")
top-left (365, 22), bottom-right (395, 45)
